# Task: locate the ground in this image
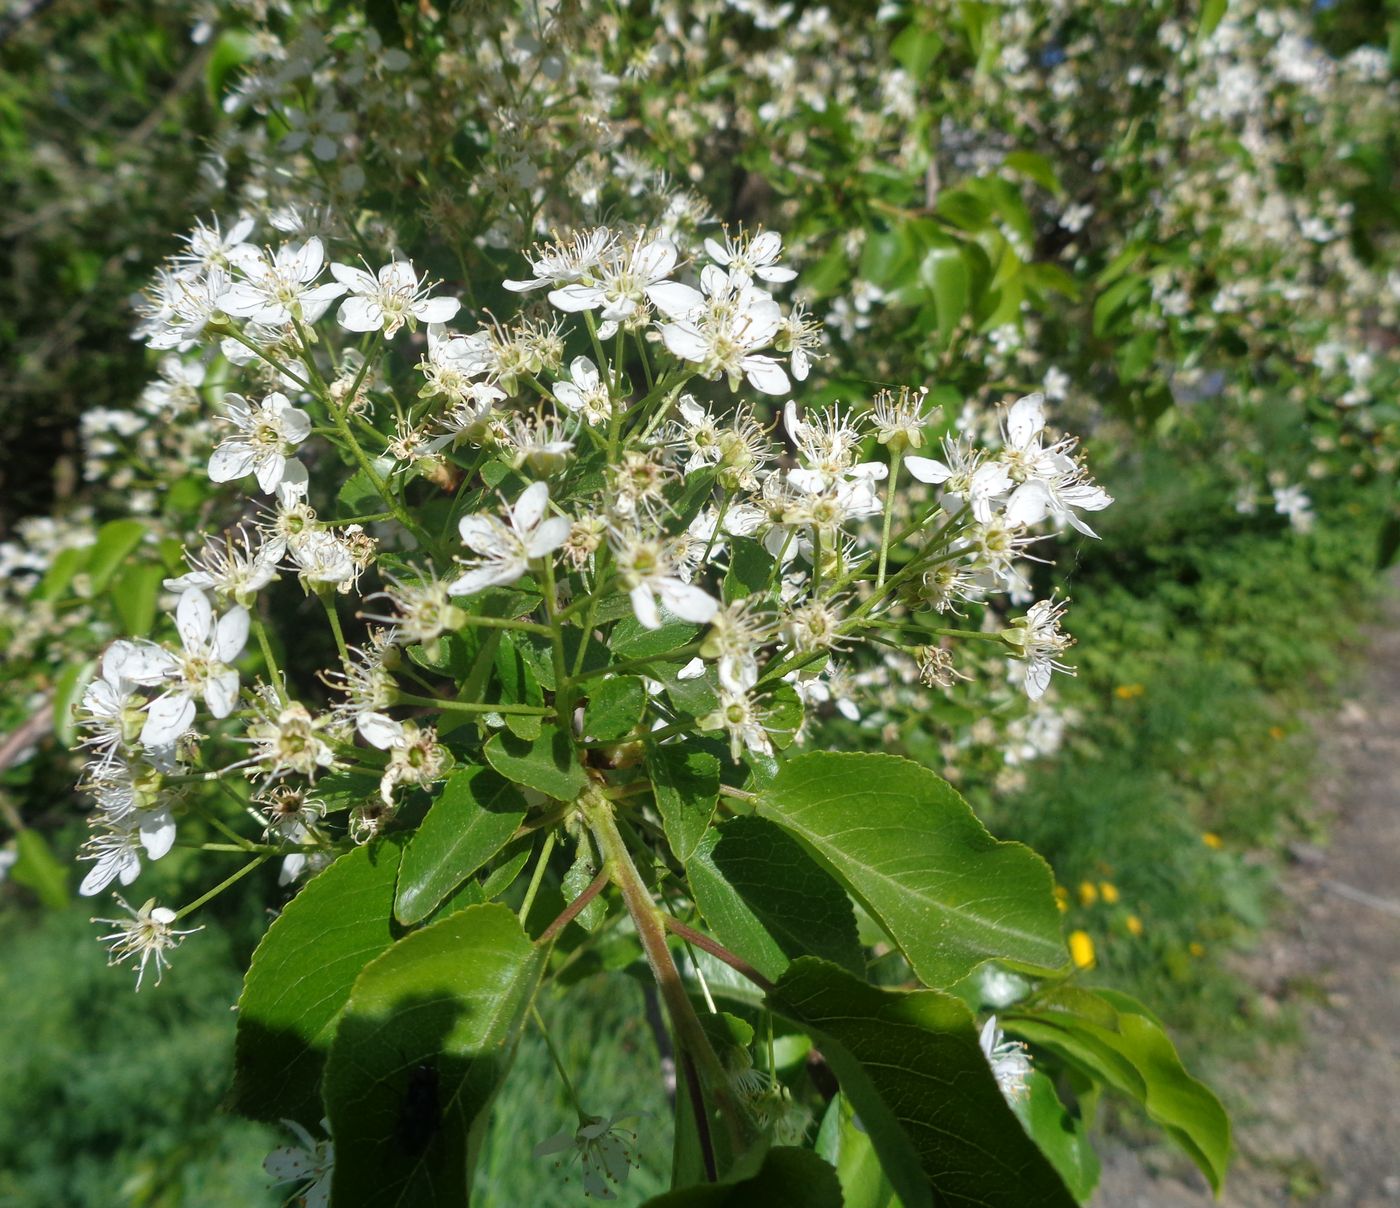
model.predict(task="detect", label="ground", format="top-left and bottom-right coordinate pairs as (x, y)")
top-left (1094, 586), bottom-right (1400, 1206)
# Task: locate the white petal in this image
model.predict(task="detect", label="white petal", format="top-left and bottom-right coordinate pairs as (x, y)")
top-left (208, 443), bottom-right (256, 483)
top-left (176, 589), bottom-right (214, 649)
top-left (526, 515), bottom-right (572, 556)
top-left (659, 322), bottom-right (708, 362)
top-left (634, 237), bottom-right (677, 282)
top-left (739, 354), bottom-right (795, 397)
top-left (630, 584), bottom-right (662, 630)
top-left (280, 405), bottom-right (312, 444)
top-left (254, 451), bottom-right (288, 494)
top-left (547, 284), bottom-right (605, 312)
top-left (512, 481), bottom-right (550, 531)
top-left (457, 514), bottom-right (510, 555)
top-left (569, 356), bottom-right (599, 387)
top-left (646, 281), bottom-right (704, 320)
top-left (141, 693), bottom-right (196, 748)
top-left (904, 456), bottom-right (951, 484)
top-left (1004, 481), bottom-right (1052, 528)
top-left (357, 711), bottom-right (403, 749)
top-left (413, 296), bottom-right (460, 323)
top-left (447, 562), bottom-right (521, 596)
top-left (657, 578), bottom-right (719, 624)
top-left (337, 296), bottom-right (384, 332)
top-left (138, 810), bottom-right (177, 859)
top-left (214, 605), bottom-right (250, 662)
top-left (1006, 392), bottom-right (1046, 448)
top-left (205, 667), bottom-right (241, 718)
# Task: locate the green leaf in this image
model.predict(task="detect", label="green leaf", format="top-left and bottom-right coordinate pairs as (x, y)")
top-left (561, 835), bottom-right (606, 932)
top-left (921, 248), bottom-right (969, 344)
top-left (582, 675), bottom-right (646, 741)
top-left (36, 546), bottom-right (87, 602)
top-left (1003, 151), bottom-right (1063, 197)
top-left (608, 611), bottom-right (699, 659)
top-left (9, 829), bottom-right (69, 910)
top-left (762, 681), bottom-right (803, 749)
top-left (51, 659), bottom-right (96, 749)
top-left (1199, 0), bottom-right (1228, 39)
top-left (814, 1094), bottom-right (900, 1208)
top-left (86, 519), bottom-right (146, 594)
top-left (769, 959), bottom-right (1076, 1208)
top-left (757, 752), bottom-right (1067, 986)
top-left (1012, 1073), bottom-right (1100, 1203)
top-left (111, 561), bottom-right (163, 637)
top-left (395, 767), bottom-right (527, 925)
top-left (483, 725), bottom-right (587, 801)
top-left (648, 743), bottom-right (720, 863)
top-left (687, 816), bottom-right (863, 981)
top-left (723, 538), bottom-right (774, 602)
top-left (323, 904), bottom-right (546, 1208)
top-left (643, 1147), bottom-right (843, 1207)
top-left (233, 840), bottom-right (403, 1126)
top-left (1003, 987), bottom-right (1230, 1192)
top-left (338, 469), bottom-right (381, 516)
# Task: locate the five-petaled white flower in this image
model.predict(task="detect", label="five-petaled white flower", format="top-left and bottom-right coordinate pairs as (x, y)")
top-left (612, 529), bottom-right (719, 631)
top-left (221, 237), bottom-right (346, 326)
top-left (449, 482), bottom-right (571, 597)
top-left (654, 266), bottom-right (790, 395)
top-left (140, 589), bottom-right (249, 748)
top-left (534, 1113), bottom-right (640, 1201)
top-left (552, 356), bottom-right (614, 426)
top-left (330, 259), bottom-right (460, 337)
top-left (548, 233), bottom-right (681, 335)
top-left (208, 392), bottom-right (312, 496)
top-left (1005, 597), bottom-right (1074, 701)
top-left (703, 229), bottom-right (797, 287)
top-left (92, 895), bottom-right (202, 990)
top-left (997, 393), bottom-right (1112, 537)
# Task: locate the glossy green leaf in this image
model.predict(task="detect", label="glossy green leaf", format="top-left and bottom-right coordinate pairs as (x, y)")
top-left (769, 959), bottom-right (1076, 1208)
top-left (608, 611), bottom-right (699, 660)
top-left (648, 743), bottom-right (720, 863)
top-left (86, 519), bottom-right (146, 594)
top-left (234, 839), bottom-right (403, 1126)
top-left (582, 675), bottom-right (646, 741)
top-left (814, 1093), bottom-right (901, 1208)
top-left (757, 752), bottom-right (1067, 986)
top-left (687, 816), bottom-right (863, 981)
top-left (921, 248), bottom-right (969, 343)
top-left (1199, 0), bottom-right (1228, 39)
top-left (724, 538), bottom-right (775, 602)
top-left (483, 725), bottom-right (587, 801)
top-left (1003, 987), bottom-right (1230, 1192)
top-left (1003, 150), bottom-right (1063, 197)
top-left (9, 829), bottom-right (70, 910)
top-left (111, 561), bottom-right (163, 637)
top-left (324, 904), bottom-right (546, 1208)
top-left (51, 659), bottom-right (95, 749)
top-left (643, 1147), bottom-right (843, 1207)
top-left (395, 766), bottom-right (527, 925)
top-left (1011, 1072), bottom-right (1100, 1203)
top-left (561, 834), bottom-right (606, 932)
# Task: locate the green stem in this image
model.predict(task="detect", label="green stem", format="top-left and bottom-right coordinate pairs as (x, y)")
top-left (174, 854), bottom-right (271, 921)
top-left (518, 829), bottom-right (557, 924)
top-left (319, 591), bottom-right (349, 665)
top-left (532, 1005), bottom-right (587, 1121)
top-left (877, 447), bottom-right (904, 589)
top-left (541, 559), bottom-right (572, 731)
top-left (252, 617), bottom-right (288, 705)
top-left (581, 790), bottom-right (746, 1149)
top-left (393, 692), bottom-right (552, 716)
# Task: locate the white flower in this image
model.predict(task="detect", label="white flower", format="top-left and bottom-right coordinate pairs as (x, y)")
top-left (703, 228), bottom-right (797, 287)
top-left (553, 356), bottom-right (614, 426)
top-left (504, 228), bottom-right (615, 292)
top-left (613, 530), bottom-right (720, 631)
top-left (221, 237), bottom-right (346, 326)
top-left (265, 1119), bottom-right (335, 1208)
top-left (164, 526), bottom-right (282, 605)
top-left (1273, 484), bottom-right (1315, 532)
top-left (548, 232), bottom-right (680, 332)
top-left (980, 1017), bottom-right (1032, 1103)
top-left (280, 97), bottom-right (354, 161)
top-left (78, 819), bottom-right (145, 898)
top-left (699, 688), bottom-right (774, 761)
top-left (450, 482), bottom-right (571, 596)
top-left (207, 392), bottom-right (312, 496)
top-left (656, 266), bottom-right (790, 395)
top-left (356, 712), bottom-right (446, 804)
top-left (92, 896), bottom-right (202, 990)
top-left (142, 266), bottom-right (231, 351)
top-left (906, 437), bottom-right (1012, 523)
top-left (140, 590), bottom-right (249, 747)
top-left (330, 259), bottom-right (459, 336)
top-left (996, 394), bottom-right (1112, 537)
top-left (1005, 598), bottom-right (1074, 701)
top-left (534, 1113), bottom-right (640, 1201)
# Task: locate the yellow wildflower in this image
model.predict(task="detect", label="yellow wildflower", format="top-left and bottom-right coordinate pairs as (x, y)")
top-left (1125, 914), bottom-right (1144, 937)
top-left (1068, 930), bottom-right (1096, 969)
top-left (1077, 880), bottom-right (1098, 907)
top-left (1201, 832), bottom-right (1222, 850)
top-left (1114, 683), bottom-right (1145, 700)
top-left (1099, 881), bottom-right (1120, 904)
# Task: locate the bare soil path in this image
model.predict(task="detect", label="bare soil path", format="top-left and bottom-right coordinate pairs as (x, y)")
top-left (1094, 587), bottom-right (1400, 1207)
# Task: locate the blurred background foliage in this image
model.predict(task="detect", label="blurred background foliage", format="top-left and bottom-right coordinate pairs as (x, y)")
top-left (2, 0), bottom-right (1399, 1203)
